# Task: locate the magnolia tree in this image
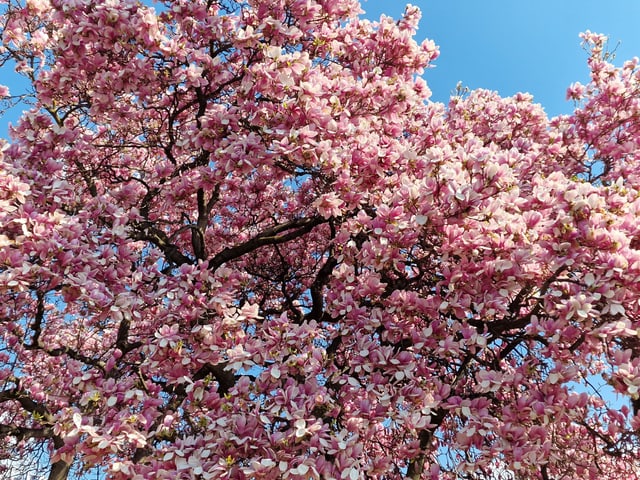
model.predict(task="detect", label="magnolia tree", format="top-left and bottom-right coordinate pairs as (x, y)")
top-left (1, 0), bottom-right (640, 479)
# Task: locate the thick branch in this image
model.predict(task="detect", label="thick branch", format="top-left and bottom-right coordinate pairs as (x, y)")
top-left (48, 461), bottom-right (71, 480)
top-left (48, 436), bottom-right (71, 480)
top-left (0, 423), bottom-right (51, 441)
top-left (154, 362), bottom-right (237, 398)
top-left (115, 317), bottom-right (143, 354)
top-left (27, 290), bottom-right (46, 348)
top-left (207, 216), bottom-right (325, 271)
top-left (477, 265), bottom-right (567, 336)
top-left (24, 300), bottom-right (107, 372)
top-left (194, 363), bottom-right (236, 396)
top-left (45, 346), bottom-right (106, 371)
top-left (541, 464), bottom-right (551, 480)
top-left (192, 186), bottom-right (219, 260)
top-left (0, 387), bottom-right (51, 420)
top-left (406, 409), bottom-right (447, 479)
top-left (0, 387), bottom-right (69, 479)
top-left (132, 223), bottom-right (193, 267)
top-left (304, 255), bottom-right (338, 322)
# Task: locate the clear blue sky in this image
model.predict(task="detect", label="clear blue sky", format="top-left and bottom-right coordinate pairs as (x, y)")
top-left (1, 1), bottom-right (639, 136)
top-left (362, 0), bottom-right (640, 116)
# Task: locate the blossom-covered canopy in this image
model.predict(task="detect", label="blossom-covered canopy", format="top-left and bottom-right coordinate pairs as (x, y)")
top-left (1, 1), bottom-right (640, 479)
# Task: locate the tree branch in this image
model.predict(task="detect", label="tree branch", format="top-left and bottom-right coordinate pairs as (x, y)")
top-left (207, 216), bottom-right (325, 271)
top-left (482, 265), bottom-right (567, 336)
top-left (132, 222), bottom-right (194, 267)
top-left (304, 254), bottom-right (338, 322)
top-left (0, 423), bottom-right (51, 441)
top-left (406, 409), bottom-right (447, 479)
top-left (192, 186), bottom-right (219, 260)
top-left (0, 386), bottom-right (52, 424)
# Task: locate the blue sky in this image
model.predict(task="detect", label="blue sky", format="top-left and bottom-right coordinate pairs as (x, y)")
top-left (1, 1), bottom-right (639, 136)
top-left (362, 0), bottom-right (640, 116)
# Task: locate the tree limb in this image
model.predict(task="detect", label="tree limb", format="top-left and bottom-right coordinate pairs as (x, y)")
top-left (132, 222), bottom-right (194, 267)
top-left (304, 254), bottom-right (338, 322)
top-left (207, 216), bottom-right (325, 271)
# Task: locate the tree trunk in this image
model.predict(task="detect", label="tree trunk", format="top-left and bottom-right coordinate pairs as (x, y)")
top-left (406, 430), bottom-right (431, 480)
top-left (48, 436), bottom-right (71, 480)
top-left (406, 410), bottom-right (447, 479)
top-left (48, 460), bottom-right (71, 480)
top-left (406, 452), bottom-right (427, 480)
